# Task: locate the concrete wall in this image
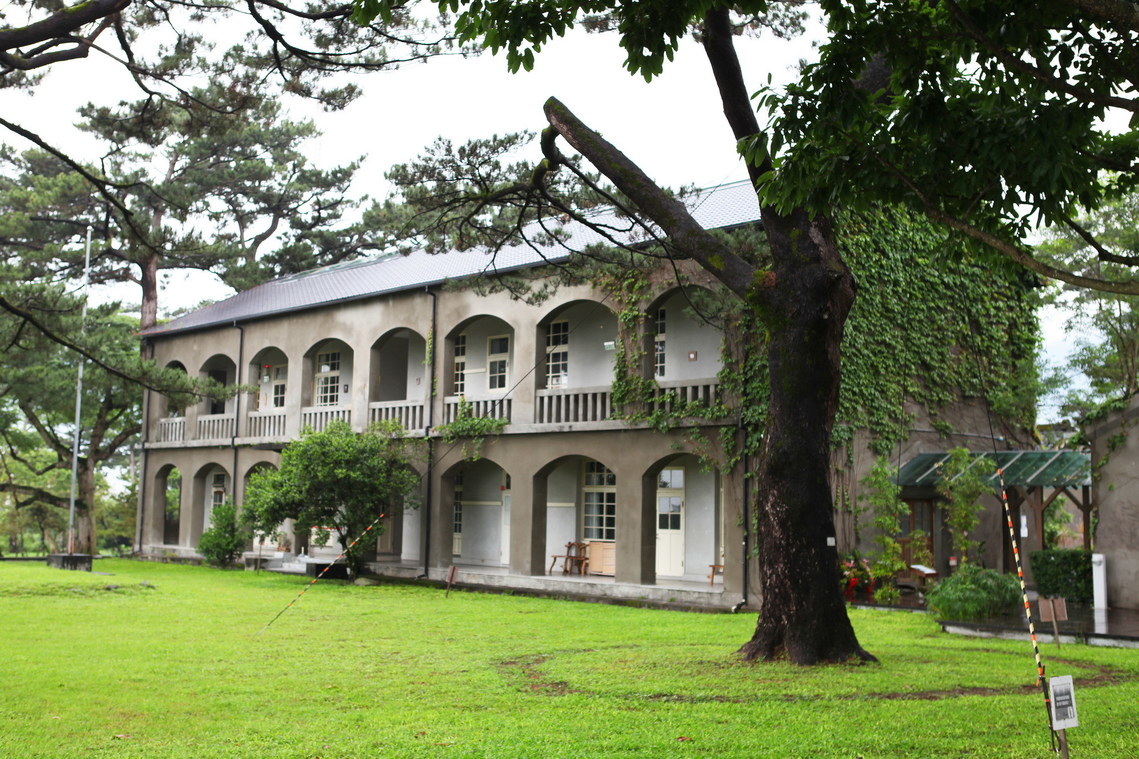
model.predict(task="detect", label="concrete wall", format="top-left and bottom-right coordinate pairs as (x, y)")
top-left (1087, 396), bottom-right (1139, 609)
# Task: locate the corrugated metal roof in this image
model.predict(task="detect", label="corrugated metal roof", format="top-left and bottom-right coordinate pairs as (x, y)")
top-left (896, 451), bottom-right (1091, 489)
top-left (143, 179), bottom-right (761, 337)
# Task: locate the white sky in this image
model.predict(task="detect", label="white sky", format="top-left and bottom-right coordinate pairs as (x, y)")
top-left (7, 20), bottom-right (1081, 422)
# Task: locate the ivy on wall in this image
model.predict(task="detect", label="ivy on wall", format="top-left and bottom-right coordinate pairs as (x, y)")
top-left (594, 205), bottom-right (1040, 465)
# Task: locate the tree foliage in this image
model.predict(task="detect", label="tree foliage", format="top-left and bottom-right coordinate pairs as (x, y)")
top-left (0, 86), bottom-right (382, 329)
top-left (0, 289), bottom-right (146, 553)
top-left (759, 0), bottom-right (1139, 295)
top-left (1039, 189), bottom-right (1139, 417)
top-left (243, 420), bottom-right (421, 576)
top-left (198, 501), bottom-right (250, 568)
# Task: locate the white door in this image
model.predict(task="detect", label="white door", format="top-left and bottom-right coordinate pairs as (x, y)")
top-left (655, 468), bottom-right (685, 576)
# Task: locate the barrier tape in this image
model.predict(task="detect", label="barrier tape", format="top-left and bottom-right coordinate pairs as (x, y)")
top-left (256, 514), bottom-right (384, 636)
top-left (996, 467), bottom-right (1060, 754)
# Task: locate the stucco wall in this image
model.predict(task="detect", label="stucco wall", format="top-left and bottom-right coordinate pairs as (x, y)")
top-left (1088, 396), bottom-right (1139, 609)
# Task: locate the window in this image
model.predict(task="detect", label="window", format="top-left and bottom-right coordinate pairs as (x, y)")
top-left (653, 309), bottom-right (666, 378)
top-left (488, 335), bottom-right (510, 391)
top-left (452, 472), bottom-right (463, 555)
top-left (657, 468), bottom-right (685, 530)
top-left (257, 364), bottom-right (287, 410)
top-left (211, 473), bottom-right (227, 508)
top-left (315, 351), bottom-right (340, 406)
top-left (546, 321), bottom-right (569, 387)
top-left (583, 462), bottom-right (617, 541)
top-left (453, 335), bottom-right (466, 395)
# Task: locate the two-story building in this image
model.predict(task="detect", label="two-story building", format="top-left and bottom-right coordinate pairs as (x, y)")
top-left (137, 181), bottom-right (761, 607)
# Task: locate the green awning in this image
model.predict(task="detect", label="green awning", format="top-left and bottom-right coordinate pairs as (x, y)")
top-left (895, 451), bottom-right (1091, 489)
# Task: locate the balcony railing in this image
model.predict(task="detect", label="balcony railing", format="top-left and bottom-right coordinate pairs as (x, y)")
top-left (197, 413), bottom-right (236, 441)
top-left (156, 417), bottom-right (185, 442)
top-left (301, 405), bottom-right (351, 432)
top-left (535, 386), bottom-right (614, 424)
top-left (246, 410), bottom-right (287, 438)
top-left (368, 400), bottom-right (425, 431)
top-left (442, 397), bottom-right (512, 425)
top-left (649, 380), bottom-right (721, 413)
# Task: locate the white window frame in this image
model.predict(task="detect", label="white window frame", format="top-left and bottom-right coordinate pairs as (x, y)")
top-left (453, 335), bottom-right (467, 396)
top-left (582, 462), bottom-right (617, 542)
top-left (315, 351), bottom-right (341, 407)
top-left (546, 321), bottom-right (569, 387)
top-left (487, 335), bottom-right (510, 391)
top-left (452, 471), bottom-right (463, 555)
top-left (654, 309), bottom-right (666, 378)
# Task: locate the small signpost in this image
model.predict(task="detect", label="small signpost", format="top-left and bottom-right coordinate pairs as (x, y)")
top-left (1049, 675), bottom-right (1078, 758)
top-left (1039, 597), bottom-right (1069, 648)
top-left (444, 565), bottom-right (459, 597)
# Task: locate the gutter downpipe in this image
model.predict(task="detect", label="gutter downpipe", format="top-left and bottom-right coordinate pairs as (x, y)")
top-left (421, 287), bottom-right (438, 579)
top-left (733, 418), bottom-right (750, 613)
top-left (136, 338), bottom-right (153, 553)
top-left (232, 321), bottom-right (245, 518)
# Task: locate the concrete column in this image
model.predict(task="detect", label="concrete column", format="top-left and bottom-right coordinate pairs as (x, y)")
top-left (511, 320), bottom-right (538, 425)
top-left (510, 473), bottom-right (547, 576)
top-left (615, 470), bottom-right (656, 585)
top-left (179, 473), bottom-right (198, 548)
top-left (721, 467), bottom-right (744, 600)
top-left (428, 468), bottom-right (456, 574)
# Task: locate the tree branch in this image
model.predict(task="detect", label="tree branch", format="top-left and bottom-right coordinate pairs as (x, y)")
top-left (542, 97), bottom-right (758, 298)
top-left (0, 0), bottom-right (130, 51)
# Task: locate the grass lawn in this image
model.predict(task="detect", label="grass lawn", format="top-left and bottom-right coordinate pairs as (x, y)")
top-left (1, 559), bottom-right (1136, 758)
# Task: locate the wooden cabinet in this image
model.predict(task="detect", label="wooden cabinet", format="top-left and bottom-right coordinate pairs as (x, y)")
top-left (587, 541), bottom-right (616, 576)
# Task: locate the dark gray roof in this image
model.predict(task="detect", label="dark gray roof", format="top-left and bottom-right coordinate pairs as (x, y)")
top-left (897, 451), bottom-right (1091, 489)
top-left (142, 180), bottom-right (761, 337)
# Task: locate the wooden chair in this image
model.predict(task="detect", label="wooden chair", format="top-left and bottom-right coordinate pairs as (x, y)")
top-left (549, 542), bottom-right (589, 575)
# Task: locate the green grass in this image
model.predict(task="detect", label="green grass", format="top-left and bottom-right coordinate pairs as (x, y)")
top-left (1, 559), bottom-right (1135, 758)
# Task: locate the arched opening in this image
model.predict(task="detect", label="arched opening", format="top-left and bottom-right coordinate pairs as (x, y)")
top-left (369, 328), bottom-right (428, 430)
top-left (444, 316), bottom-right (514, 423)
top-left (190, 463), bottom-right (230, 548)
top-left (535, 301), bottom-right (619, 424)
top-left (645, 453), bottom-right (722, 582)
top-left (538, 455), bottom-right (617, 577)
top-left (248, 347), bottom-right (289, 438)
top-left (301, 338), bottom-right (354, 431)
top-left (443, 458), bottom-right (511, 567)
top-left (157, 465), bottom-right (182, 545)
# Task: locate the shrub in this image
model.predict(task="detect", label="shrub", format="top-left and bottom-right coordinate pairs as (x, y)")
top-left (1029, 549), bottom-right (1093, 603)
top-left (926, 564), bottom-right (1021, 621)
top-left (198, 501), bottom-right (250, 568)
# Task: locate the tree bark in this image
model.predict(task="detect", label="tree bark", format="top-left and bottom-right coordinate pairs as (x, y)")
top-left (737, 207), bottom-right (874, 663)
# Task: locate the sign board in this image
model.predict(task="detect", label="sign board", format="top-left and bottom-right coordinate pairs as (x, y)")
top-left (1039, 597), bottom-right (1068, 623)
top-left (1050, 675), bottom-right (1079, 730)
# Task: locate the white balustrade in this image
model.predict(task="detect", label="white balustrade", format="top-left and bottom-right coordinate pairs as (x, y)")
top-left (301, 406), bottom-right (352, 432)
top-left (368, 401), bottom-right (425, 430)
top-left (196, 413), bottom-right (236, 440)
top-left (155, 417), bottom-right (185, 442)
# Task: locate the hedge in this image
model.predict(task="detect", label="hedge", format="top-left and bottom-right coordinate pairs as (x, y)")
top-left (1029, 549), bottom-right (1093, 603)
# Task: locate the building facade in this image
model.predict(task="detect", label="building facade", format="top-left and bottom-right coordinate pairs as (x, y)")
top-left (138, 183), bottom-right (760, 608)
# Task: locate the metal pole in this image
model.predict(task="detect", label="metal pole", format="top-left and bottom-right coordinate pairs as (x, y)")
top-left (66, 226), bottom-right (92, 555)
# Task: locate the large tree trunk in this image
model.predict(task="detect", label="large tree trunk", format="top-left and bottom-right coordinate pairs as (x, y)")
top-left (737, 208), bottom-right (874, 664)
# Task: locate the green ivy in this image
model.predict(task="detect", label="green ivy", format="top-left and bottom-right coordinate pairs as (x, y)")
top-left (435, 398), bottom-right (508, 460)
top-left (589, 206), bottom-right (1038, 474)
